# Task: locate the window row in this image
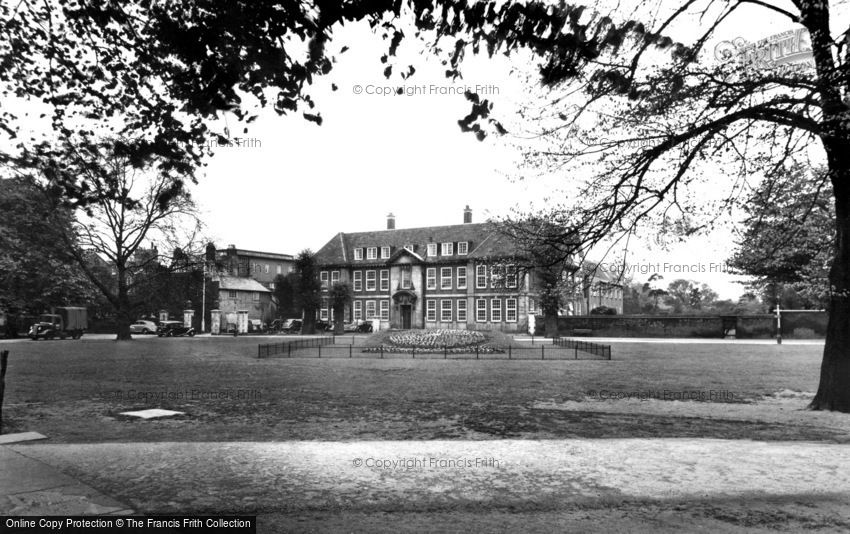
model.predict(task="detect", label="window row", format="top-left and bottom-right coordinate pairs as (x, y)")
top-left (425, 298), bottom-right (518, 323)
top-left (351, 270), bottom-right (390, 292)
top-left (352, 299), bottom-right (390, 321)
top-left (251, 263), bottom-right (286, 275)
top-left (353, 242), bottom-right (469, 260)
top-left (474, 264), bottom-right (519, 289)
top-left (320, 270), bottom-right (341, 287)
top-left (425, 266), bottom-right (467, 290)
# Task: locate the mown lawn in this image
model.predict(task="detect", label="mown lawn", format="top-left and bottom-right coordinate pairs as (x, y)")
top-left (1, 336), bottom-right (844, 443)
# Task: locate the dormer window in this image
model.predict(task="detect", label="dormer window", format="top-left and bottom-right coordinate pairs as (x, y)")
top-left (404, 244), bottom-right (414, 252)
top-left (458, 242), bottom-right (468, 255)
top-left (427, 243), bottom-right (437, 256)
top-left (354, 248), bottom-right (363, 261)
top-left (441, 243), bottom-right (453, 256)
top-left (367, 247), bottom-right (377, 260)
top-left (381, 246), bottom-right (391, 259)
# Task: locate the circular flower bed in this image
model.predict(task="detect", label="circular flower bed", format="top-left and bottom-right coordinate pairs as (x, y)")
top-left (362, 329), bottom-right (504, 354)
top-left (388, 329), bottom-right (485, 349)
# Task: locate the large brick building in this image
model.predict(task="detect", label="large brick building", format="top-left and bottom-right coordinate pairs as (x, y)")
top-left (314, 207), bottom-right (534, 332)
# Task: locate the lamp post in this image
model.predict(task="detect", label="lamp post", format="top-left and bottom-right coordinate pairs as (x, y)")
top-left (201, 261), bottom-right (206, 333)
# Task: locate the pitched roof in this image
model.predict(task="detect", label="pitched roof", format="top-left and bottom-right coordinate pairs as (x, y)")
top-left (314, 222), bottom-right (524, 265)
top-left (218, 275), bottom-right (271, 292)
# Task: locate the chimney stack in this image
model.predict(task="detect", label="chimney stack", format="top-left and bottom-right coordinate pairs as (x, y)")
top-left (463, 205), bottom-right (472, 224)
top-left (387, 213), bottom-right (396, 230)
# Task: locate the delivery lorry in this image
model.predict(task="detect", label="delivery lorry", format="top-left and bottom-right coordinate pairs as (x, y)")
top-left (28, 307), bottom-right (88, 340)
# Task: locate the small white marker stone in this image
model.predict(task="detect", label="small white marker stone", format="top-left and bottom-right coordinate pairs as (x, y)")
top-left (119, 409), bottom-right (184, 419)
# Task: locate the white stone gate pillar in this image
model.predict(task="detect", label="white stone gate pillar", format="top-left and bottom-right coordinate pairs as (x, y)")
top-left (210, 310), bottom-right (221, 335)
top-left (183, 309), bottom-right (195, 329)
top-left (237, 310), bottom-right (249, 334)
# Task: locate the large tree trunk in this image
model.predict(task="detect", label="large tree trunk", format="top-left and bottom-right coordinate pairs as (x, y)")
top-left (811, 147), bottom-right (850, 411)
top-left (301, 310), bottom-right (316, 335)
top-left (333, 304), bottom-right (345, 335)
top-left (115, 269), bottom-right (133, 341)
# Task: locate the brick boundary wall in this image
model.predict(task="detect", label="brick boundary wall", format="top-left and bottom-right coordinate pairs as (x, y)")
top-left (535, 312), bottom-right (827, 339)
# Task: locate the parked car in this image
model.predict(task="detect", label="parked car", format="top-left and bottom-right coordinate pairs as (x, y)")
top-left (28, 307), bottom-right (87, 340)
top-left (248, 319), bottom-right (265, 333)
top-left (156, 320), bottom-right (195, 337)
top-left (129, 320), bottom-right (157, 334)
top-left (281, 319), bottom-right (302, 333)
top-left (343, 320), bottom-right (373, 333)
top-left (314, 319), bottom-right (331, 332)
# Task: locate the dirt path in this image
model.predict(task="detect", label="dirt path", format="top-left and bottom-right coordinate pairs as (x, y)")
top-left (10, 439), bottom-right (850, 532)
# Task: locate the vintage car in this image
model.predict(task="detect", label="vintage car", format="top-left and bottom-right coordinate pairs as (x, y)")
top-left (129, 320), bottom-right (157, 334)
top-left (156, 320), bottom-right (195, 337)
top-left (281, 319), bottom-right (302, 333)
top-left (343, 320), bottom-right (373, 333)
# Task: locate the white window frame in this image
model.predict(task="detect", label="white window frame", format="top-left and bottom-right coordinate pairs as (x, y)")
top-left (353, 271), bottom-right (362, 292)
top-left (476, 299), bottom-right (487, 322)
top-left (427, 243), bottom-right (437, 257)
top-left (367, 247), bottom-right (377, 260)
top-left (401, 266), bottom-right (412, 289)
top-left (506, 298), bottom-right (518, 322)
top-left (457, 299), bottom-right (467, 321)
top-left (366, 270), bottom-right (377, 291)
top-left (441, 242), bottom-right (453, 256)
top-left (426, 268), bottom-right (437, 290)
top-left (491, 265), bottom-right (504, 289)
top-left (457, 266), bottom-right (467, 289)
top-left (426, 300), bottom-right (437, 321)
top-left (276, 265), bottom-right (282, 274)
top-left (331, 271), bottom-right (340, 285)
top-left (354, 300), bottom-right (362, 320)
top-left (381, 246), bottom-right (391, 259)
top-left (404, 244), bottom-right (414, 252)
top-left (476, 265), bottom-right (487, 289)
top-left (491, 298), bottom-right (502, 322)
top-left (366, 300), bottom-right (376, 319)
top-left (320, 298), bottom-right (329, 320)
top-left (380, 269), bottom-right (390, 291)
top-left (228, 290), bottom-right (237, 299)
top-left (506, 264), bottom-right (517, 289)
top-left (380, 300), bottom-right (389, 320)
top-left (458, 242), bottom-right (468, 255)
top-left (354, 248), bottom-right (363, 261)
top-left (264, 264), bottom-right (270, 273)
top-left (320, 271), bottom-right (329, 287)
top-left (440, 267), bottom-right (452, 290)
top-left (441, 299), bottom-right (452, 322)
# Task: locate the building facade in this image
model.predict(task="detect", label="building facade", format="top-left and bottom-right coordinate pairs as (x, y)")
top-left (215, 275), bottom-right (274, 325)
top-left (214, 245), bottom-right (295, 291)
top-left (314, 208), bottom-right (533, 332)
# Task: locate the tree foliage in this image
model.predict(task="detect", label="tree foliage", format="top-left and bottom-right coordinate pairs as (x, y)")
top-left (0, 176), bottom-right (98, 312)
top-left (328, 282), bottom-right (352, 334)
top-left (729, 165), bottom-right (833, 309)
top-left (8, 142), bottom-right (202, 339)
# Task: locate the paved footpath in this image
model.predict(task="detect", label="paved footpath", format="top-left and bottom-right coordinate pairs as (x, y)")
top-left (0, 445), bottom-right (133, 515)
top-left (2, 439), bottom-right (850, 532)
